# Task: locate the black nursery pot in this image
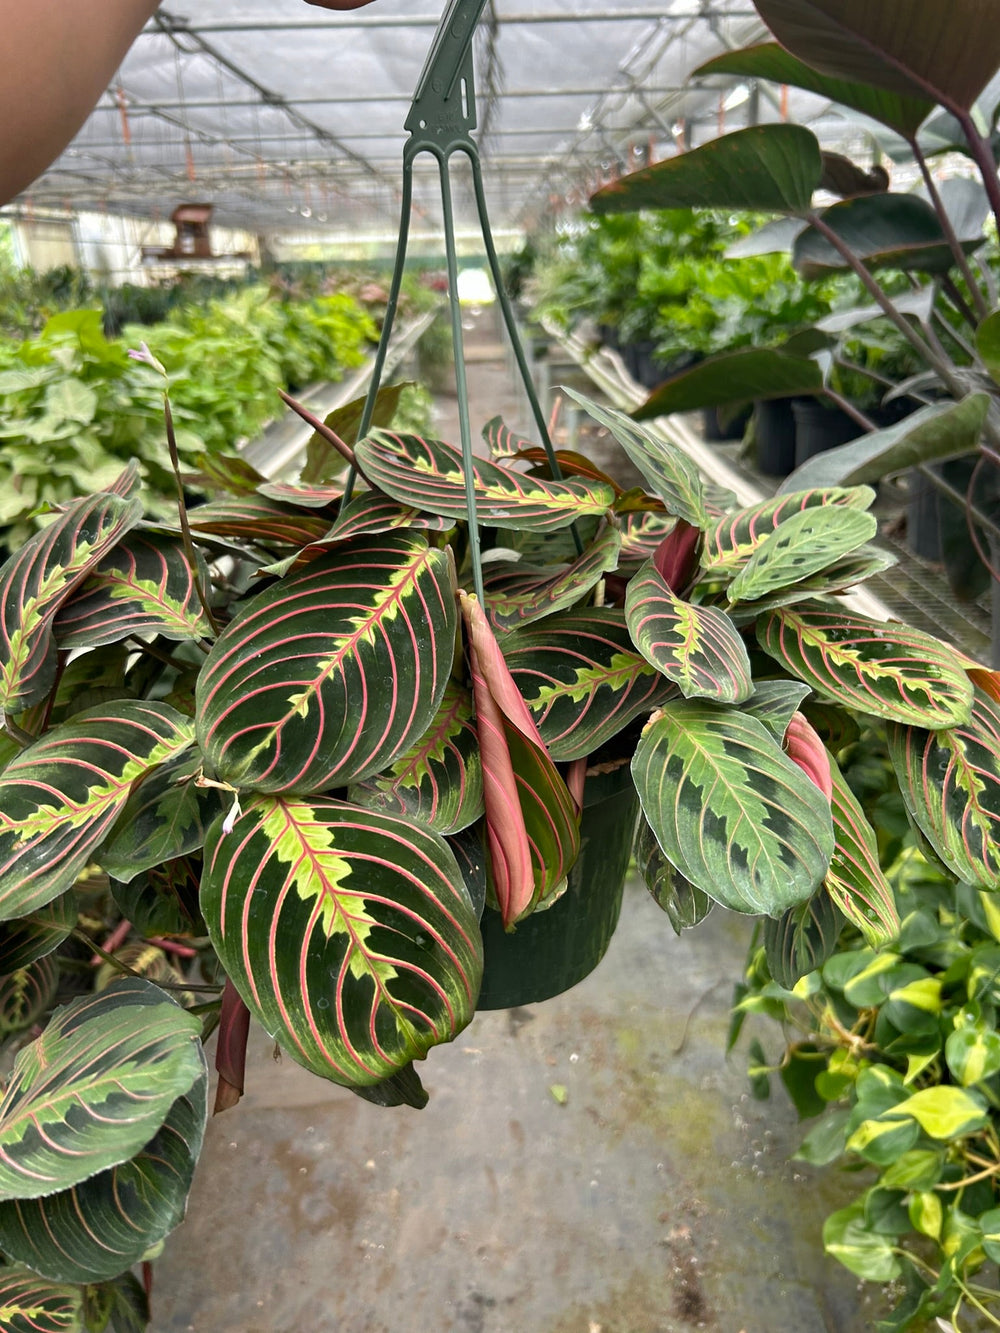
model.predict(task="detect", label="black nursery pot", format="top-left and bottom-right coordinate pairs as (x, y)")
top-left (792, 398), bottom-right (861, 466)
top-left (476, 773), bottom-right (640, 1010)
top-left (701, 404), bottom-right (751, 443)
top-left (754, 397), bottom-right (798, 477)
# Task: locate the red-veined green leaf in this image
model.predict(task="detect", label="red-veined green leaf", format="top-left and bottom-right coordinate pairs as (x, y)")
top-left (196, 532), bottom-right (457, 793)
top-left (0, 491), bottom-right (142, 712)
top-left (53, 529), bottom-right (211, 648)
top-left (98, 752), bottom-right (225, 884)
top-left (626, 559), bottom-right (753, 703)
top-left (765, 891), bottom-right (842, 989)
top-left (562, 387), bottom-right (708, 528)
top-left (0, 893), bottom-right (77, 974)
top-left (618, 510), bottom-right (677, 566)
top-left (888, 687), bottom-right (1000, 889)
top-left (485, 525), bottom-right (621, 634)
top-left (0, 978), bottom-right (204, 1198)
top-left (186, 495), bottom-right (331, 547)
top-left (0, 702), bottom-right (194, 921)
top-left (0, 1060), bottom-right (207, 1283)
top-left (0, 954), bottom-right (59, 1035)
top-left (201, 796), bottom-right (483, 1088)
top-left (758, 606), bottom-right (973, 728)
top-left (503, 724), bottom-right (582, 923)
top-left (726, 546), bottom-right (897, 622)
top-left (482, 416), bottom-right (535, 458)
top-left (354, 429), bottom-right (614, 532)
top-left (520, 447), bottom-right (625, 495)
top-left (322, 490), bottom-right (454, 543)
top-left (503, 607), bottom-right (670, 761)
top-left (0, 1267), bottom-right (84, 1333)
top-left (826, 756), bottom-right (900, 946)
top-left (728, 505), bottom-right (877, 603)
top-left (701, 486), bottom-right (876, 577)
top-left (743, 680), bottom-right (813, 740)
top-left (631, 701), bottom-right (835, 915)
top-left (257, 480), bottom-right (343, 509)
top-left (348, 681), bottom-right (484, 835)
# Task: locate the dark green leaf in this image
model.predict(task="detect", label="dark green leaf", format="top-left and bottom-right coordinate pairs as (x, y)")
top-left (976, 307), bottom-right (1000, 386)
top-left (0, 893), bottom-right (77, 973)
top-left (765, 891), bottom-right (841, 988)
top-left (794, 193), bottom-right (983, 279)
top-left (634, 348), bottom-right (823, 418)
top-left (0, 954), bottom-right (59, 1035)
top-left (634, 816), bottom-right (713, 933)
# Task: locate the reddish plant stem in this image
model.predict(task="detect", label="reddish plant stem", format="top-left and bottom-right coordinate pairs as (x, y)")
top-left (278, 389), bottom-right (357, 468)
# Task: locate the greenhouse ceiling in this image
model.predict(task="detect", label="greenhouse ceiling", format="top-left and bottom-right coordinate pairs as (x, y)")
top-left (6, 0), bottom-right (861, 244)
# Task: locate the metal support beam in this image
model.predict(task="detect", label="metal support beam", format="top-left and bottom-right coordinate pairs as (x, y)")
top-left (149, 9), bottom-right (758, 33)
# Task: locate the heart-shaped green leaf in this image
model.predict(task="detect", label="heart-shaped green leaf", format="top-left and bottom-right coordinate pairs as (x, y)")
top-left (0, 978), bottom-right (203, 1198)
top-left (632, 701), bottom-right (834, 915)
top-left (728, 505), bottom-right (877, 603)
top-left (0, 1059), bottom-right (207, 1283)
top-left (0, 491), bottom-right (142, 712)
top-left (888, 687), bottom-right (1000, 889)
top-left (701, 486), bottom-right (875, 577)
top-left (694, 42), bottom-right (933, 138)
top-left (635, 348), bottom-right (824, 419)
top-left (626, 559), bottom-right (753, 703)
top-left (354, 430), bottom-right (614, 532)
top-left (196, 533), bottom-right (457, 793)
top-left (758, 606), bottom-right (973, 728)
top-left (591, 124), bottom-right (822, 214)
top-left (201, 796), bottom-right (483, 1089)
top-left (503, 607), bottom-right (670, 761)
top-left (0, 701), bottom-right (194, 921)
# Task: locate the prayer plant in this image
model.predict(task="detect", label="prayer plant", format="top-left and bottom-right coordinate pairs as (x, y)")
top-left (0, 354), bottom-right (995, 1325)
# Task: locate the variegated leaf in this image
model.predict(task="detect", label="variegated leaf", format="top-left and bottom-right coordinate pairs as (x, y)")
top-left (888, 687), bottom-right (1000, 890)
top-left (98, 752), bottom-right (225, 884)
top-left (53, 529), bottom-right (211, 648)
top-left (0, 978), bottom-right (204, 1198)
top-left (485, 525), bottom-right (621, 634)
top-left (196, 533), bottom-right (458, 793)
top-left (187, 495), bottom-right (331, 547)
top-left (561, 387), bottom-right (709, 528)
top-left (764, 891), bottom-right (842, 989)
top-left (0, 1267), bottom-right (84, 1333)
top-left (758, 606), bottom-right (973, 728)
top-left (0, 702), bottom-right (194, 921)
top-left (504, 724), bottom-right (582, 922)
top-left (701, 486), bottom-right (876, 577)
top-left (348, 681), bottom-right (484, 835)
top-left (257, 480), bottom-right (343, 509)
top-left (742, 680), bottom-right (813, 740)
top-left (0, 491), bottom-right (142, 712)
top-left (634, 815), bottom-right (712, 932)
top-left (626, 558), bottom-right (753, 703)
top-left (618, 510), bottom-right (677, 566)
top-left (354, 429), bottom-right (614, 532)
top-left (482, 416), bottom-right (535, 458)
top-left (322, 490), bottom-right (454, 543)
top-left (728, 504), bottom-right (877, 603)
top-left (0, 954), bottom-right (59, 1035)
top-left (826, 756), bottom-right (900, 946)
top-left (0, 893), bottom-right (77, 974)
top-left (725, 545), bottom-right (897, 622)
top-left (201, 796), bottom-right (483, 1088)
top-left (631, 701), bottom-right (835, 915)
top-left (503, 607), bottom-right (670, 761)
top-left (0, 1059), bottom-right (207, 1283)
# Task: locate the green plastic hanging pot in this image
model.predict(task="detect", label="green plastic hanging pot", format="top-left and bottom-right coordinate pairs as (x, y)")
top-left (476, 770), bottom-right (639, 1010)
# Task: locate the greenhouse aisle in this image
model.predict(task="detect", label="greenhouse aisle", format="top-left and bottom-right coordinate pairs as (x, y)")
top-left (151, 311), bottom-right (877, 1333)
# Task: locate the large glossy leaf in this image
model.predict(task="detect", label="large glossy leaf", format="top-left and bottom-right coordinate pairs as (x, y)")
top-left (591, 124), bottom-right (822, 213)
top-left (626, 559), bottom-right (753, 703)
top-left (0, 701), bottom-right (194, 921)
top-left (0, 491), bottom-right (142, 712)
top-left (0, 1267), bottom-right (84, 1333)
top-left (201, 796), bottom-right (483, 1088)
top-left (562, 388), bottom-right (708, 527)
top-left (186, 495), bottom-right (331, 547)
top-left (794, 194), bottom-right (983, 279)
top-left (728, 504), bottom-right (877, 603)
top-left (503, 607), bottom-right (670, 761)
top-left (347, 681), bottom-right (484, 835)
top-left (634, 348), bottom-right (823, 419)
top-left (0, 954), bottom-right (59, 1035)
top-left (695, 42), bottom-right (933, 138)
top-left (354, 429), bottom-right (614, 532)
top-left (888, 687), bottom-right (1000, 889)
top-left (0, 893), bottom-right (77, 974)
top-left (758, 606), bottom-right (974, 728)
top-left (485, 525), bottom-right (621, 634)
top-left (53, 530), bottom-right (210, 649)
top-left (98, 752), bottom-right (225, 884)
top-left (196, 533), bottom-right (457, 793)
top-left (753, 0), bottom-right (1000, 113)
top-left (765, 891), bottom-right (842, 988)
top-left (701, 485), bottom-right (876, 577)
top-left (826, 756), bottom-right (900, 946)
top-left (631, 702), bottom-right (835, 915)
top-left (0, 1059), bottom-right (208, 1283)
top-left (0, 978), bottom-right (203, 1198)
top-left (779, 395), bottom-right (991, 492)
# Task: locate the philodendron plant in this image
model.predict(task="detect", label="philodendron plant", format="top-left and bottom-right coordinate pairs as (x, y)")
top-left (0, 355), bottom-right (995, 1325)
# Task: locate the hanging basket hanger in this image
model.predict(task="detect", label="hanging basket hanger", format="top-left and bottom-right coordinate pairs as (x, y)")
top-left (351, 0), bottom-right (576, 603)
